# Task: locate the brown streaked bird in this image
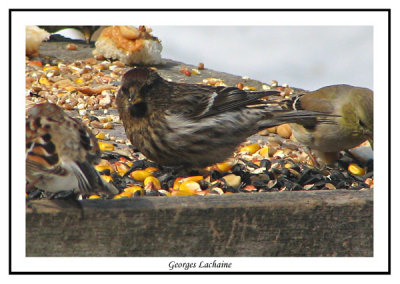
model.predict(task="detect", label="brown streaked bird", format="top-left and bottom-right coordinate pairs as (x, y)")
top-left (26, 103), bottom-right (118, 196)
top-left (116, 67), bottom-right (337, 169)
top-left (288, 84), bottom-right (373, 165)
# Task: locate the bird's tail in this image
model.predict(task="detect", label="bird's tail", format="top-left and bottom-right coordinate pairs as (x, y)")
top-left (258, 109), bottom-right (338, 130)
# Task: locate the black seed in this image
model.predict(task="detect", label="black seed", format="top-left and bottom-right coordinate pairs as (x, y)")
top-left (260, 159), bottom-right (271, 170)
top-left (88, 115), bottom-right (100, 122)
top-left (34, 117), bottom-right (42, 128)
top-left (226, 186), bottom-right (240, 193)
top-left (210, 170), bottom-right (222, 181)
top-left (198, 179), bottom-right (210, 190)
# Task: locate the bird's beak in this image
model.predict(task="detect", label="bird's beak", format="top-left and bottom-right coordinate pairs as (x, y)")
top-left (129, 91), bottom-right (142, 105)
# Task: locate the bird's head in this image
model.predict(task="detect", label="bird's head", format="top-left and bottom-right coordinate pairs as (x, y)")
top-left (118, 67), bottom-right (160, 105)
top-left (342, 88), bottom-right (373, 143)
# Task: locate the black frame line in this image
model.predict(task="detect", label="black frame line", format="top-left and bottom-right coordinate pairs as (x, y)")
top-left (9, 8), bottom-right (391, 275)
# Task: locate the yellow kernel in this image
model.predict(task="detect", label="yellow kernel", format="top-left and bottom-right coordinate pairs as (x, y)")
top-left (240, 144), bottom-right (261, 154)
top-left (95, 164), bottom-right (113, 173)
top-left (364, 177), bottom-right (374, 187)
top-left (43, 66), bottom-right (59, 71)
top-left (216, 162), bottom-right (234, 172)
top-left (101, 175), bottom-right (113, 182)
top-left (75, 78), bottom-right (84, 84)
top-left (113, 191), bottom-right (133, 199)
top-left (348, 163), bottom-right (366, 176)
top-left (39, 77), bottom-right (50, 86)
top-left (102, 122), bottom-right (113, 129)
top-left (64, 86), bottom-right (76, 92)
top-left (243, 86), bottom-right (257, 91)
top-left (144, 167), bottom-right (159, 173)
top-left (115, 162), bottom-right (130, 176)
top-left (259, 147), bottom-right (270, 158)
top-left (130, 170), bottom-right (152, 181)
top-left (182, 176), bottom-right (204, 183)
top-left (173, 177), bottom-right (185, 190)
top-left (191, 68), bottom-right (201, 75)
top-left (124, 185), bottom-right (144, 195)
top-left (144, 176), bottom-right (161, 190)
top-left (88, 194), bottom-right (101, 199)
top-left (223, 174), bottom-right (241, 187)
top-left (179, 180), bottom-right (201, 193)
top-left (98, 141), bottom-right (114, 151)
top-left (96, 132), bottom-right (106, 140)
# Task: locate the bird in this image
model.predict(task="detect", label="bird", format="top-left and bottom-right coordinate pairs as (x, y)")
top-left (287, 84), bottom-right (373, 165)
top-left (39, 26), bottom-right (100, 43)
top-left (26, 103), bottom-right (119, 197)
top-left (116, 67), bottom-right (337, 169)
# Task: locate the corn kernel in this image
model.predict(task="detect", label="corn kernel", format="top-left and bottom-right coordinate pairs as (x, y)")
top-left (179, 180), bottom-right (201, 193)
top-left (113, 191), bottom-right (133, 199)
top-left (102, 122), bottom-right (113, 129)
top-left (173, 177), bottom-right (184, 190)
top-left (144, 176), bottom-right (161, 190)
top-left (64, 86), bottom-right (76, 92)
top-left (240, 144), bottom-right (261, 154)
top-left (96, 132), bottom-right (106, 140)
top-left (243, 86), bottom-right (257, 91)
top-left (39, 77), bottom-right (50, 86)
top-left (348, 163), bottom-right (366, 176)
top-left (144, 167), bottom-right (159, 173)
top-left (95, 164), bottom-right (113, 173)
top-left (75, 78), bottom-right (84, 84)
top-left (364, 177), bottom-right (374, 187)
top-left (88, 194), bottom-right (101, 199)
top-left (43, 66), bottom-right (59, 71)
top-left (191, 68), bottom-right (201, 75)
top-left (223, 174), bottom-right (241, 187)
top-left (216, 161), bottom-right (234, 172)
top-left (130, 170), bottom-right (152, 181)
top-left (124, 185), bottom-right (144, 195)
top-left (259, 147), bottom-right (269, 158)
top-left (115, 162), bottom-right (130, 176)
top-left (182, 176), bottom-right (204, 183)
top-left (98, 141), bottom-right (114, 151)
top-left (101, 175), bottom-right (113, 182)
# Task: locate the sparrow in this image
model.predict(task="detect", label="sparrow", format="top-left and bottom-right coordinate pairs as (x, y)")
top-left (287, 84), bottom-right (373, 165)
top-left (116, 67), bottom-right (337, 169)
top-left (26, 103), bottom-right (119, 196)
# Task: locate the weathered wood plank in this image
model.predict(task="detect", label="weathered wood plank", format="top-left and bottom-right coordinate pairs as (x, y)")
top-left (26, 190), bottom-right (373, 256)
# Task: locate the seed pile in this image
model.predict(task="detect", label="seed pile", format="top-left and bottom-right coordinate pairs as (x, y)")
top-left (25, 54), bottom-right (373, 200)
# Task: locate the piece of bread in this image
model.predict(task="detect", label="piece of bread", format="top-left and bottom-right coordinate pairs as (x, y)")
top-left (26, 26), bottom-right (50, 56)
top-left (93, 25), bottom-right (162, 65)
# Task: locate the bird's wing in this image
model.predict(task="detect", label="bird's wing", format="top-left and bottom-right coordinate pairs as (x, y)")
top-left (167, 83), bottom-right (281, 119)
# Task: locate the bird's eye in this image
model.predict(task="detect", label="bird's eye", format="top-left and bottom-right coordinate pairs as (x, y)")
top-left (358, 119), bottom-right (366, 128)
top-left (120, 86), bottom-right (129, 94)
